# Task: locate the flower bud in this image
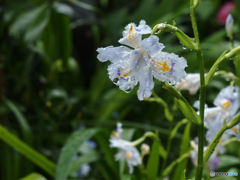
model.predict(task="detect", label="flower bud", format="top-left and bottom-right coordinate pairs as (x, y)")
top-left (225, 14), bottom-right (234, 39)
top-left (141, 143), bottom-right (150, 156)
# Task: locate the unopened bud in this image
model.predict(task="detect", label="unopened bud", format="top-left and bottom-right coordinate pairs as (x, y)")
top-left (141, 143), bottom-right (150, 156)
top-left (225, 14), bottom-right (234, 40)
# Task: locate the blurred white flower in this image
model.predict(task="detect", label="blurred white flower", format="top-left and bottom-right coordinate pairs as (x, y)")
top-left (190, 140), bottom-right (220, 171)
top-left (97, 20), bottom-right (187, 100)
top-left (175, 73), bottom-right (200, 95)
top-left (109, 123), bottom-right (141, 174)
top-left (115, 146), bottom-right (141, 174)
top-left (141, 143), bottom-right (150, 156)
top-left (226, 14), bottom-right (234, 38)
top-left (111, 122), bottom-right (123, 139)
top-left (194, 86), bottom-right (239, 128)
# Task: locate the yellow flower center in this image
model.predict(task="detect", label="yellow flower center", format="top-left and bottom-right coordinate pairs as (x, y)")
top-left (222, 99), bottom-right (231, 109)
top-left (153, 60), bottom-right (171, 72)
top-left (113, 131), bottom-right (118, 138)
top-left (126, 152), bottom-right (132, 159)
top-left (127, 25), bottom-right (140, 48)
top-left (231, 127), bottom-right (238, 134)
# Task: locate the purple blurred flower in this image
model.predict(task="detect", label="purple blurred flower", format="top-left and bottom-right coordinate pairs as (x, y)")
top-left (217, 2), bottom-right (235, 25)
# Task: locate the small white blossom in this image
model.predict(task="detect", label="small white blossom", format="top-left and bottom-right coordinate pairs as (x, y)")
top-left (97, 20), bottom-right (187, 100)
top-left (194, 86), bottom-right (239, 128)
top-left (141, 143), bottom-right (150, 156)
top-left (109, 123), bottom-right (141, 174)
top-left (111, 122), bottom-right (123, 139)
top-left (175, 73), bottom-right (200, 95)
top-left (115, 146), bottom-right (141, 174)
top-left (226, 14), bottom-right (234, 38)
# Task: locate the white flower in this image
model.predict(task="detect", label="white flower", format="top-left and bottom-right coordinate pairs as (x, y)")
top-left (111, 122), bottom-right (123, 139)
top-left (115, 146), bottom-right (141, 174)
top-left (190, 140), bottom-right (220, 171)
top-left (175, 73), bottom-right (200, 95)
top-left (97, 20), bottom-right (187, 100)
top-left (109, 123), bottom-right (141, 174)
top-left (226, 14), bottom-right (234, 38)
top-left (194, 86), bottom-right (239, 128)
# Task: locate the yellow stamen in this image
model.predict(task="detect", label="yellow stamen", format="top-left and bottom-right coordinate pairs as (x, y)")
top-left (153, 60), bottom-right (171, 72)
top-left (218, 139), bottom-right (222, 144)
top-left (231, 127), bottom-right (238, 134)
top-left (113, 131), bottom-right (118, 138)
top-left (126, 152), bottom-right (132, 159)
top-left (222, 99), bottom-right (231, 109)
top-left (127, 25), bottom-right (139, 47)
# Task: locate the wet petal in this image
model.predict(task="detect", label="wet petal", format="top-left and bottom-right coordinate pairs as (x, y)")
top-left (119, 20), bottom-right (152, 48)
top-left (151, 52), bottom-right (187, 85)
top-left (140, 35), bottom-right (165, 56)
top-left (137, 65), bottom-right (154, 100)
top-left (107, 64), bottom-right (138, 93)
top-left (213, 86), bottom-right (239, 116)
top-left (97, 46), bottom-right (131, 63)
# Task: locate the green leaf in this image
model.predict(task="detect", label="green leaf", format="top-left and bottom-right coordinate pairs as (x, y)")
top-left (216, 155), bottom-right (240, 169)
top-left (0, 125), bottom-right (56, 177)
top-left (53, 2), bottom-right (74, 17)
top-left (55, 128), bottom-right (98, 180)
top-left (69, 153), bottom-right (99, 174)
top-left (146, 141), bottom-right (160, 180)
top-left (180, 169), bottom-right (186, 180)
top-left (24, 7), bottom-right (50, 42)
top-left (172, 122), bottom-right (191, 180)
top-left (69, 0), bottom-right (100, 13)
top-left (170, 119), bottom-right (188, 139)
top-left (4, 98), bottom-right (33, 145)
top-left (94, 131), bottom-right (118, 175)
top-left (9, 4), bottom-right (48, 38)
top-left (20, 173), bottom-right (47, 180)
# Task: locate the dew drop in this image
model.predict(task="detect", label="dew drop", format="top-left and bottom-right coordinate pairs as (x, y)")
top-left (124, 87), bottom-right (133, 93)
top-left (113, 78), bottom-right (119, 84)
top-left (182, 46), bottom-right (186, 49)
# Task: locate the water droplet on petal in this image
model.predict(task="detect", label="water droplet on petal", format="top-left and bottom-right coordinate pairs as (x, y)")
top-left (124, 87), bottom-right (133, 93)
top-left (113, 78), bottom-right (119, 84)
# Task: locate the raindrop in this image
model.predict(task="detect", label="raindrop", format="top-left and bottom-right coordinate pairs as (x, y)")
top-left (182, 46), bottom-right (186, 49)
top-left (124, 87), bottom-right (133, 93)
top-left (113, 78), bottom-right (119, 84)
top-left (192, 38), bottom-right (196, 42)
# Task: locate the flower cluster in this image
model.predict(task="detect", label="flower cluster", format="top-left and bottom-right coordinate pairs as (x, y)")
top-left (109, 123), bottom-right (141, 174)
top-left (97, 20), bottom-right (187, 100)
top-left (194, 86), bottom-right (240, 143)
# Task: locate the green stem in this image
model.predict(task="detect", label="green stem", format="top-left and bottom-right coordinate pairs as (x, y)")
top-left (161, 152), bottom-right (190, 177)
top-left (190, 1), bottom-right (205, 179)
top-left (161, 120), bottom-right (173, 171)
top-left (131, 131), bottom-right (157, 146)
top-left (0, 125), bottom-right (56, 177)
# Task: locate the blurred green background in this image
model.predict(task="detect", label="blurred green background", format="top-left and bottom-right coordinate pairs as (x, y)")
top-left (0, 0), bottom-right (240, 179)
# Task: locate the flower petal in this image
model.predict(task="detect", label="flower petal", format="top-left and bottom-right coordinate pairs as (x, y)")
top-left (151, 52), bottom-right (187, 85)
top-left (137, 65), bottom-right (154, 100)
top-left (119, 20), bottom-right (152, 48)
top-left (97, 46), bottom-right (131, 63)
top-left (213, 86), bottom-right (239, 116)
top-left (140, 35), bottom-right (165, 56)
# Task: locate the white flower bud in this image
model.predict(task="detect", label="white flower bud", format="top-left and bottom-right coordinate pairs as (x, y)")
top-left (141, 143), bottom-right (150, 156)
top-left (226, 14), bottom-right (234, 39)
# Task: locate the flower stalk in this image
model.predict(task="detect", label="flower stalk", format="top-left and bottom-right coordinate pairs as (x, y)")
top-left (190, 0), bottom-right (205, 179)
